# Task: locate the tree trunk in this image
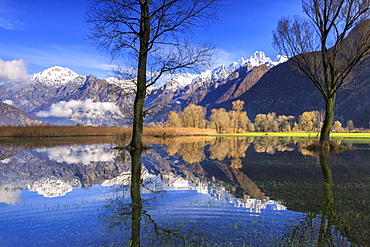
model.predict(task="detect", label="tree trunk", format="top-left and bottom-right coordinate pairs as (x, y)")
top-left (129, 1), bottom-right (150, 150)
top-left (130, 94), bottom-right (145, 149)
top-left (319, 94), bottom-right (336, 143)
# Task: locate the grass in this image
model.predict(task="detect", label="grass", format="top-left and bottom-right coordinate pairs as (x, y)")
top-left (219, 131), bottom-right (370, 139)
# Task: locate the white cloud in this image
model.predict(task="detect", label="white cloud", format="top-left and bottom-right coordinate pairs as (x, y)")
top-left (40, 144), bottom-right (116, 165)
top-left (36, 99), bottom-right (121, 118)
top-left (0, 59), bottom-right (30, 82)
top-left (0, 184), bottom-right (22, 205)
top-left (0, 45), bottom-right (112, 79)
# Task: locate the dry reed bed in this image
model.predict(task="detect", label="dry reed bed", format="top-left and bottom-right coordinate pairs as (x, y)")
top-left (0, 126), bottom-right (131, 137)
top-left (0, 136), bottom-right (121, 148)
top-left (0, 126), bottom-right (217, 138)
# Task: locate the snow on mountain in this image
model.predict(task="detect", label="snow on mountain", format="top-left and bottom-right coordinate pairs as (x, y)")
top-left (244, 51), bottom-right (270, 66)
top-left (193, 51), bottom-right (288, 85)
top-left (161, 74), bottom-right (198, 90)
top-left (146, 51), bottom-right (287, 90)
top-left (104, 51), bottom-right (287, 91)
top-left (105, 77), bottom-right (138, 92)
top-left (32, 66), bottom-right (85, 85)
top-left (0, 51), bottom-right (288, 126)
top-left (30, 177), bottom-right (79, 198)
top-left (272, 55), bottom-right (289, 65)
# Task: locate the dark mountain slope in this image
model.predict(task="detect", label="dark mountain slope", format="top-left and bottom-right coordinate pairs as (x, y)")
top-left (199, 64), bottom-right (271, 107)
top-left (214, 60), bottom-right (324, 116)
top-left (335, 57), bottom-right (370, 128)
top-left (216, 57), bottom-right (370, 128)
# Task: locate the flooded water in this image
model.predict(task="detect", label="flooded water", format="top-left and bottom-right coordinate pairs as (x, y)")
top-left (0, 137), bottom-right (369, 246)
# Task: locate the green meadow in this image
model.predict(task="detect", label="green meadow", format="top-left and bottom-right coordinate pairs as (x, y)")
top-left (219, 132), bottom-right (370, 142)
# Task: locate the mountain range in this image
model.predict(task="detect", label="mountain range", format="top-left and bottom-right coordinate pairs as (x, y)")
top-left (0, 51), bottom-right (369, 128)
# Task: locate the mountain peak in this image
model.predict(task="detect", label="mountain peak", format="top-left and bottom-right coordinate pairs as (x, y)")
top-left (273, 55), bottom-right (289, 64)
top-left (32, 66), bottom-right (84, 85)
top-left (247, 51), bottom-right (269, 65)
top-left (192, 51), bottom-right (287, 85)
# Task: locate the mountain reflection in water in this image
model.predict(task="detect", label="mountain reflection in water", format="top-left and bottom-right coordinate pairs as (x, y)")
top-left (0, 137), bottom-right (369, 246)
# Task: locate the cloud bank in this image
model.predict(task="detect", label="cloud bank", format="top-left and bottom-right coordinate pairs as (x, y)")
top-left (0, 59), bottom-right (30, 83)
top-left (36, 99), bottom-right (121, 119)
top-left (39, 144), bottom-right (116, 165)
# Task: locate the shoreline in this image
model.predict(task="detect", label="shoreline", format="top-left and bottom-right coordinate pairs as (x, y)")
top-left (0, 126), bottom-right (369, 139)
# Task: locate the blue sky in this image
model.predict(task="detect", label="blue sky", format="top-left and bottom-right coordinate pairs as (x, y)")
top-left (0, 0), bottom-right (302, 79)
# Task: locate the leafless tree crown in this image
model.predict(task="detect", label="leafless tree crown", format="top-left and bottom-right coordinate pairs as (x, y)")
top-left (86, 0), bottom-right (223, 87)
top-left (273, 0), bottom-right (370, 99)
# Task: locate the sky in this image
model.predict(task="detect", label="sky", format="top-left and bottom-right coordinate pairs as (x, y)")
top-left (0, 0), bottom-right (302, 80)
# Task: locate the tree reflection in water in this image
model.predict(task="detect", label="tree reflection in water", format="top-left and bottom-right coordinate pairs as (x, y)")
top-left (99, 138), bottom-right (308, 246)
top-left (100, 148), bottom-right (199, 247)
top-left (277, 152), bottom-right (354, 246)
top-left (130, 148), bottom-right (142, 247)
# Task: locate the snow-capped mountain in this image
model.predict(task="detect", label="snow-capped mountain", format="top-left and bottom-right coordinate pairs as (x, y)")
top-left (0, 51), bottom-right (289, 126)
top-left (160, 74), bottom-right (198, 91)
top-left (146, 51), bottom-right (289, 119)
top-left (158, 51), bottom-right (287, 92)
top-left (193, 51), bottom-right (288, 85)
top-left (243, 51), bottom-right (288, 67)
top-left (0, 48), bottom-right (368, 128)
top-left (31, 66), bottom-right (86, 86)
top-left (0, 66), bottom-right (128, 126)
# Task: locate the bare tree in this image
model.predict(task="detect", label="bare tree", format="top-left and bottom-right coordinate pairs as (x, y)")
top-left (230, 100), bottom-right (249, 133)
top-left (231, 100), bottom-right (244, 111)
top-left (273, 0), bottom-right (370, 144)
top-left (181, 104), bottom-right (207, 128)
top-left (333, 120), bottom-right (343, 131)
top-left (299, 111), bottom-right (317, 131)
top-left (346, 119), bottom-right (354, 131)
top-left (210, 108), bottom-right (230, 133)
top-left (166, 111), bottom-right (183, 127)
top-left (86, 0), bottom-right (223, 149)
top-left (254, 113), bottom-right (278, 132)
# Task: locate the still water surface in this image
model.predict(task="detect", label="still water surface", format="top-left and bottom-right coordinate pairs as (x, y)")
top-left (0, 137), bottom-right (369, 246)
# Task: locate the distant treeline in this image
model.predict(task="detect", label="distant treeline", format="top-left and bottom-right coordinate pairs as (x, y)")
top-left (0, 125), bottom-right (217, 138)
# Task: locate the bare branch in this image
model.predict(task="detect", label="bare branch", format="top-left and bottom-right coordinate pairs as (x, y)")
top-left (273, 0), bottom-right (369, 142)
top-left (86, 0), bottom-right (224, 148)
